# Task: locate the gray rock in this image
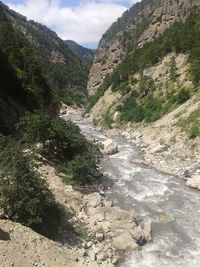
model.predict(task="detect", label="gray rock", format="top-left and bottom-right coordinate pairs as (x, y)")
top-left (0, 228), bottom-right (10, 241)
top-left (112, 231), bottom-right (138, 251)
top-left (101, 139), bottom-right (119, 155)
top-left (186, 175), bottom-right (200, 190)
top-left (96, 232), bottom-right (104, 242)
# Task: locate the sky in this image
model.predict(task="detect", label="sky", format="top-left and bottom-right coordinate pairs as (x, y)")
top-left (3, 0), bottom-right (139, 48)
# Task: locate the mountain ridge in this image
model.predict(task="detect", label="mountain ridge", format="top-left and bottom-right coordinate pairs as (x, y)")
top-left (65, 40), bottom-right (95, 70)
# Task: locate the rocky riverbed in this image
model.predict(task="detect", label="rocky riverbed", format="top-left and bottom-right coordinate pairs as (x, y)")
top-left (0, 105), bottom-right (151, 267)
top-left (62, 105), bottom-right (200, 267)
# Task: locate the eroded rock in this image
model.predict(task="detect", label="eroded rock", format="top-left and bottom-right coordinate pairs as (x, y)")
top-left (101, 139), bottom-right (119, 155)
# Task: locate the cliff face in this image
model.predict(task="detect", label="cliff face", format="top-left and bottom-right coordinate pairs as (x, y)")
top-left (88, 0), bottom-right (200, 95)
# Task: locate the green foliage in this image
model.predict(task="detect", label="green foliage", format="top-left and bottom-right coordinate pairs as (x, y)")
top-left (189, 122), bottom-right (200, 138)
top-left (18, 111), bottom-right (100, 185)
top-left (181, 108), bottom-right (200, 138)
top-left (117, 90), bottom-right (145, 122)
top-left (143, 95), bottom-right (162, 122)
top-left (12, 13), bottom-right (88, 99)
top-left (0, 7), bottom-right (54, 109)
top-left (61, 91), bottom-right (85, 106)
top-left (101, 111), bottom-right (113, 129)
top-left (61, 153), bottom-right (100, 186)
top-left (0, 134), bottom-right (64, 238)
top-left (99, 9), bottom-right (200, 97)
top-left (169, 56), bottom-right (178, 82)
top-left (174, 88), bottom-right (190, 104)
top-left (85, 76), bottom-right (111, 113)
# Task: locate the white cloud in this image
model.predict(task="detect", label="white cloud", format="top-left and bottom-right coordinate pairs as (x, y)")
top-left (5, 0), bottom-right (139, 46)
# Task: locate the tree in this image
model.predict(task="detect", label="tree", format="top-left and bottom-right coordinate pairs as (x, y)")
top-left (0, 134), bottom-right (64, 238)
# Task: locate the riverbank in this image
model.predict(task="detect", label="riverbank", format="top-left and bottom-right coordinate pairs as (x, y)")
top-left (103, 120), bottom-right (200, 191)
top-left (0, 106), bottom-right (151, 267)
top-left (82, 97), bottom-right (200, 191)
top-left (61, 105), bottom-right (200, 267)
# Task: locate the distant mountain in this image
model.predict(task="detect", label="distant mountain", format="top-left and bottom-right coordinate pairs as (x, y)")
top-left (65, 40), bottom-right (95, 69)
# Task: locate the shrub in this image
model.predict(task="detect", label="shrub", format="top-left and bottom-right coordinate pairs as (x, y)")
top-left (18, 111), bottom-right (88, 161)
top-left (61, 153), bottom-right (100, 186)
top-left (101, 111), bottom-right (113, 129)
top-left (0, 134), bottom-right (64, 238)
top-left (174, 88), bottom-right (190, 104)
top-left (189, 122), bottom-right (200, 138)
top-left (18, 111), bottom-right (101, 185)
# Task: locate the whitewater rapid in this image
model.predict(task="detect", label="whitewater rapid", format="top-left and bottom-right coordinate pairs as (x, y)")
top-left (74, 117), bottom-right (200, 267)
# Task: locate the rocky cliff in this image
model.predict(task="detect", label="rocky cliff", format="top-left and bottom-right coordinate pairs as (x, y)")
top-left (86, 0), bottom-right (200, 190)
top-left (88, 0), bottom-right (200, 95)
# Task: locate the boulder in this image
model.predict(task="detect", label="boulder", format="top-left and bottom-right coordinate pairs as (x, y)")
top-left (101, 139), bottom-right (118, 155)
top-left (142, 219), bottom-right (152, 241)
top-left (149, 144), bottom-right (169, 153)
top-left (113, 111), bottom-right (121, 122)
top-left (96, 232), bottom-right (104, 242)
top-left (112, 231), bottom-right (138, 251)
top-left (0, 228), bottom-right (10, 241)
top-left (186, 175), bottom-right (200, 190)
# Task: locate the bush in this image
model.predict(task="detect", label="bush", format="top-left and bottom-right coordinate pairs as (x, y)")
top-left (61, 153), bottom-right (100, 186)
top-left (18, 111), bottom-right (101, 185)
top-left (189, 122), bottom-right (200, 138)
top-left (174, 88), bottom-right (190, 104)
top-left (0, 134), bottom-right (64, 238)
top-left (101, 111), bottom-right (113, 129)
top-left (18, 111), bottom-right (88, 161)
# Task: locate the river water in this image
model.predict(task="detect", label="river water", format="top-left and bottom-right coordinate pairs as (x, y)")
top-left (73, 116), bottom-right (200, 267)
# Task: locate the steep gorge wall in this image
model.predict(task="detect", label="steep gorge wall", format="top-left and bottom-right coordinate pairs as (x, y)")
top-left (88, 0), bottom-right (200, 96)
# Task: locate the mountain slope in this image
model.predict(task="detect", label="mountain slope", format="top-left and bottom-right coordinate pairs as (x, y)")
top-left (86, 0), bottom-right (200, 184)
top-left (0, 5), bottom-right (54, 134)
top-left (0, 1), bottom-right (88, 102)
top-left (88, 0), bottom-right (200, 95)
top-left (65, 40), bottom-right (95, 70)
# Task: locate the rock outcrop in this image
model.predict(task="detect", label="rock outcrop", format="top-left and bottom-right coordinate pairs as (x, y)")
top-left (88, 0), bottom-right (200, 95)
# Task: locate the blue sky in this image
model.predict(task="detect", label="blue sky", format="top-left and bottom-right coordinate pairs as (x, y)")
top-left (4, 0), bottom-right (138, 48)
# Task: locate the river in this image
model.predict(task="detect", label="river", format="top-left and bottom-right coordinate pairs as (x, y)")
top-left (73, 114), bottom-right (200, 267)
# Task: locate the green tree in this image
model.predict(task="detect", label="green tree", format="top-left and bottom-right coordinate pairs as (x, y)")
top-left (0, 134), bottom-right (64, 238)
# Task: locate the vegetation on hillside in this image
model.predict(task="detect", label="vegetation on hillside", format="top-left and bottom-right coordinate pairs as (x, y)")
top-left (86, 9), bottom-right (200, 125)
top-left (65, 40), bottom-right (95, 69)
top-left (0, 7), bottom-right (54, 109)
top-left (4, 5), bottom-right (88, 101)
top-left (0, 5), bottom-right (100, 239)
top-left (18, 111), bottom-right (101, 185)
top-left (0, 134), bottom-right (64, 238)
top-left (0, 110), bottom-right (101, 238)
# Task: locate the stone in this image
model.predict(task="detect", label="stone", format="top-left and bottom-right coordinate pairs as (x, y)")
top-left (131, 225), bottom-right (143, 243)
top-left (142, 219), bottom-right (152, 241)
top-left (85, 193), bottom-right (102, 208)
top-left (101, 139), bottom-right (119, 155)
top-left (149, 144), bottom-right (169, 153)
top-left (112, 231), bottom-right (138, 251)
top-left (0, 228), bottom-right (10, 241)
top-left (96, 232), bottom-right (104, 242)
top-left (96, 252), bottom-right (106, 264)
top-left (113, 111), bottom-right (121, 122)
top-left (87, 241), bottom-right (93, 248)
top-left (186, 175), bottom-right (200, 190)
